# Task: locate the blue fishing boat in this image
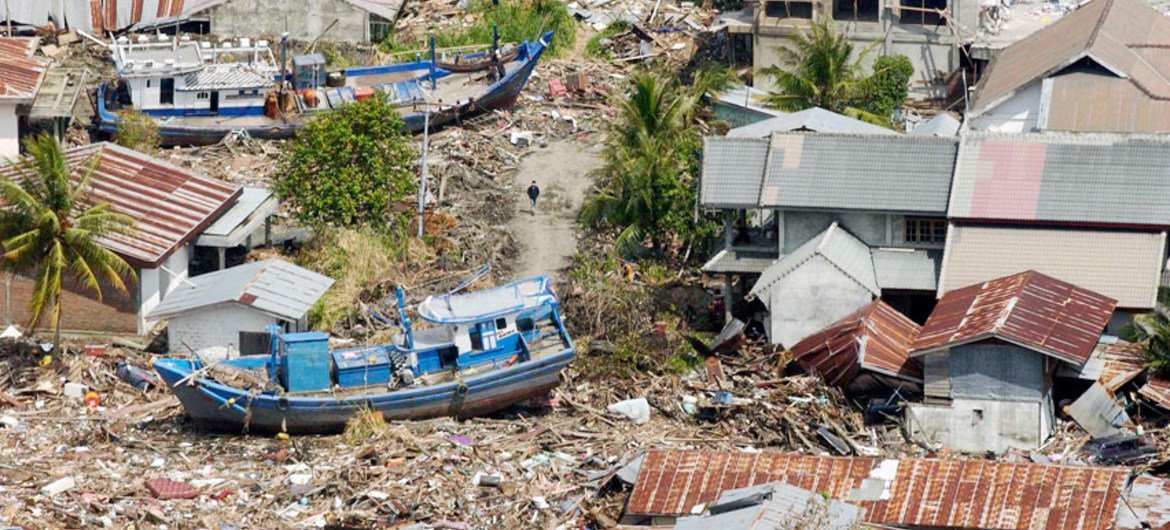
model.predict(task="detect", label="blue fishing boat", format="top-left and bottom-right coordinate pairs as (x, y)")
top-left (153, 276), bottom-right (575, 434)
top-left (95, 31), bottom-right (551, 146)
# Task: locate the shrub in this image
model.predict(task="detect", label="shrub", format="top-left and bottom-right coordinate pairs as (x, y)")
top-left (585, 20), bottom-right (631, 59)
top-left (115, 109), bottom-right (160, 154)
top-left (862, 55), bottom-right (915, 121)
top-left (273, 93), bottom-right (416, 228)
top-left (431, 0), bottom-right (577, 57)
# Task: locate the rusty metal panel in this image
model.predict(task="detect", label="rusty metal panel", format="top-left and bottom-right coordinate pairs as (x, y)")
top-left (789, 300), bottom-right (923, 386)
top-left (0, 143), bottom-right (239, 268)
top-left (625, 450), bottom-right (1128, 530)
top-left (911, 271), bottom-right (1116, 366)
top-left (0, 37), bottom-right (45, 101)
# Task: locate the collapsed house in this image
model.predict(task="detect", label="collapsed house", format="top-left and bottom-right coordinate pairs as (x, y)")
top-left (700, 132), bottom-right (958, 345)
top-left (907, 270), bottom-right (1117, 453)
top-left (0, 143), bottom-right (277, 335)
top-left (966, 0), bottom-right (1170, 134)
top-left (787, 299), bottom-right (922, 395)
top-left (621, 449), bottom-right (1169, 529)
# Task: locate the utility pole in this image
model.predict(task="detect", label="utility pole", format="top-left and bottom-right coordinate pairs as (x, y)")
top-left (418, 94), bottom-right (430, 239)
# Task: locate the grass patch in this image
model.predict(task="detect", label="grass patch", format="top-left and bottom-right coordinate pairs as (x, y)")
top-left (298, 223), bottom-right (431, 331)
top-left (380, 0), bottom-right (576, 58)
top-left (584, 20), bottom-right (630, 59)
top-left (343, 408), bottom-right (389, 446)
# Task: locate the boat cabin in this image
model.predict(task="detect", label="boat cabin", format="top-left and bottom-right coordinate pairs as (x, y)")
top-left (108, 35), bottom-right (276, 118)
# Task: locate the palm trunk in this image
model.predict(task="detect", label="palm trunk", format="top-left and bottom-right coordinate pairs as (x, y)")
top-left (52, 293), bottom-right (61, 355)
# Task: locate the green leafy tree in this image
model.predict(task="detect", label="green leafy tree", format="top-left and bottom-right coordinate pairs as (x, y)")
top-left (862, 55), bottom-right (914, 121)
top-left (1125, 312), bottom-right (1170, 377)
top-left (759, 17), bottom-right (889, 125)
top-left (0, 134), bottom-right (136, 351)
top-left (274, 94), bottom-right (416, 227)
top-left (581, 68), bottom-right (732, 253)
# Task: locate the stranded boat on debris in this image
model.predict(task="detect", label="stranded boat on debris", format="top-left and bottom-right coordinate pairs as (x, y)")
top-left (96, 31), bottom-right (551, 145)
top-left (153, 276), bottom-right (575, 434)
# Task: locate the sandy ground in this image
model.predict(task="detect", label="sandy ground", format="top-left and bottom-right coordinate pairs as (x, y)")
top-left (508, 139), bottom-right (603, 281)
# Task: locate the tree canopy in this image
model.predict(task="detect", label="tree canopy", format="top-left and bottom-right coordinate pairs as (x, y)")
top-left (273, 94), bottom-right (417, 227)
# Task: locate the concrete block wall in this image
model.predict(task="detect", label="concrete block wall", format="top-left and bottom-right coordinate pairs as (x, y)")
top-left (166, 304), bottom-right (281, 353)
top-left (206, 0), bottom-right (371, 43)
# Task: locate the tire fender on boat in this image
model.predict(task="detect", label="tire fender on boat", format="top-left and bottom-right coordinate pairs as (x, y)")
top-left (456, 383), bottom-right (469, 396)
top-left (277, 397), bottom-right (290, 412)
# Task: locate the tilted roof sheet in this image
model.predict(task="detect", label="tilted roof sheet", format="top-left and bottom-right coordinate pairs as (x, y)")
top-left (0, 37), bottom-right (46, 101)
top-left (181, 65), bottom-right (273, 91)
top-left (147, 259), bottom-right (334, 321)
top-left (938, 225), bottom-right (1165, 309)
top-left (908, 112), bottom-right (961, 137)
top-left (726, 107), bottom-right (897, 138)
top-left (872, 248), bottom-right (939, 292)
top-left (789, 300), bottom-right (923, 385)
top-left (970, 0), bottom-right (1170, 116)
top-left (749, 223), bottom-right (878, 299)
top-left (1045, 69), bottom-right (1170, 133)
top-left (626, 450), bottom-right (1129, 530)
top-left (759, 133), bottom-right (957, 213)
top-left (950, 132), bottom-right (1170, 227)
top-left (912, 270), bottom-right (1117, 365)
top-left (0, 143), bottom-right (241, 267)
top-left (699, 137), bottom-right (769, 209)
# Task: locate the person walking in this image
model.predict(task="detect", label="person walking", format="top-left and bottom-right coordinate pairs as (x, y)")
top-left (526, 180), bottom-right (540, 215)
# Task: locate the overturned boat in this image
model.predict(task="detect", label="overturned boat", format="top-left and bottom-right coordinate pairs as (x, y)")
top-left (153, 276), bottom-right (575, 434)
top-left (96, 31), bottom-right (551, 145)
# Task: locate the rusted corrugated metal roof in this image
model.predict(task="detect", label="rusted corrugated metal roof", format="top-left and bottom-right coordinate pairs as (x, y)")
top-left (1095, 339), bottom-right (1170, 410)
top-left (626, 450), bottom-right (1129, 530)
top-left (0, 143), bottom-right (240, 268)
top-left (788, 300), bottom-right (922, 386)
top-left (1046, 71), bottom-right (1170, 133)
top-left (911, 271), bottom-right (1117, 365)
top-left (0, 37), bottom-right (46, 101)
top-left (970, 0), bottom-right (1170, 117)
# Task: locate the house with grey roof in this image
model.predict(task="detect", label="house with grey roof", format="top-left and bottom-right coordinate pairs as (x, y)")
top-left (147, 259), bottom-right (334, 356)
top-left (700, 132), bottom-right (958, 347)
top-left (941, 132), bottom-right (1170, 328)
top-left (726, 107), bottom-right (897, 138)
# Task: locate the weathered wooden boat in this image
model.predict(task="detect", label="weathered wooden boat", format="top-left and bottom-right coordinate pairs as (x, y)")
top-left (153, 276), bottom-right (575, 434)
top-left (436, 44), bottom-right (520, 73)
top-left (95, 32), bottom-right (551, 146)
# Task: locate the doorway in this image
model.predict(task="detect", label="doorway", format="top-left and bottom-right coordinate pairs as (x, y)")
top-left (210, 91), bottom-right (220, 115)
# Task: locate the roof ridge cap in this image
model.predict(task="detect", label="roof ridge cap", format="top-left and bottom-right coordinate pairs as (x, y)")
top-left (1086, 0), bottom-right (1117, 50)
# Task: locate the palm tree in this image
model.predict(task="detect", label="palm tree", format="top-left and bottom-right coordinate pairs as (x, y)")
top-left (759, 17), bottom-right (886, 124)
top-left (581, 68), bottom-right (733, 253)
top-left (0, 134), bottom-right (136, 352)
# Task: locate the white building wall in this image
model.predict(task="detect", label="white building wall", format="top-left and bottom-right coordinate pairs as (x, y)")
top-left (762, 255), bottom-right (874, 347)
top-left (967, 82), bottom-right (1042, 133)
top-left (0, 103), bottom-right (19, 158)
top-left (138, 267), bottom-right (161, 334)
top-left (160, 244), bottom-right (190, 297)
top-left (909, 399), bottom-right (1046, 453)
top-left (166, 304), bottom-right (280, 353)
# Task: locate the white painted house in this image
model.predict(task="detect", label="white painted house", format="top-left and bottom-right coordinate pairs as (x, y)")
top-left (147, 259), bottom-right (333, 355)
top-left (0, 37), bottom-right (47, 157)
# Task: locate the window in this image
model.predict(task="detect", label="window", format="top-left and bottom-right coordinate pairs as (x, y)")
top-left (239, 331), bottom-right (270, 356)
top-left (159, 77), bottom-right (175, 105)
top-left (764, 0), bottom-right (815, 19)
top-left (146, 79), bottom-right (152, 88)
top-left (196, 92), bottom-right (209, 100)
top-left (495, 318), bottom-right (507, 330)
top-left (904, 217), bottom-right (947, 245)
top-left (369, 14), bottom-right (394, 42)
top-left (900, 0), bottom-right (946, 25)
top-left (835, 0), bottom-right (879, 21)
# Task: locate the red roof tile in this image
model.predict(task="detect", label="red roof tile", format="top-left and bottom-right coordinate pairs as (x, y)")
top-left (626, 450), bottom-right (1129, 530)
top-left (0, 143), bottom-right (240, 268)
top-left (0, 37), bottom-right (45, 101)
top-left (788, 300), bottom-right (922, 385)
top-left (911, 271), bottom-right (1116, 365)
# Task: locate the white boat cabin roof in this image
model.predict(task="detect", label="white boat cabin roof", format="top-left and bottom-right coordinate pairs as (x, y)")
top-left (111, 35), bottom-right (276, 81)
top-left (417, 276), bottom-right (556, 325)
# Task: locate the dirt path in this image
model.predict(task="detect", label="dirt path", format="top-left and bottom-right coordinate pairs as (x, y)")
top-left (508, 140), bottom-right (603, 281)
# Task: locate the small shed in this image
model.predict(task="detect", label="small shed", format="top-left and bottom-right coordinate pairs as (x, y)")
top-left (749, 222), bottom-right (878, 348)
top-left (907, 270), bottom-right (1117, 453)
top-left (788, 300), bottom-right (922, 395)
top-left (147, 259), bottom-right (334, 356)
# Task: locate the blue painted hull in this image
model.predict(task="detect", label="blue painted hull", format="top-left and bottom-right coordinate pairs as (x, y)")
top-left (96, 33), bottom-right (550, 146)
top-left (154, 348), bottom-right (573, 434)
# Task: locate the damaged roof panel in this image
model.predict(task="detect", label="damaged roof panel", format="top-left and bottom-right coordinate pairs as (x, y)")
top-left (789, 300), bottom-right (923, 385)
top-left (626, 450), bottom-right (1129, 530)
top-left (911, 271), bottom-right (1117, 365)
top-left (0, 37), bottom-right (46, 101)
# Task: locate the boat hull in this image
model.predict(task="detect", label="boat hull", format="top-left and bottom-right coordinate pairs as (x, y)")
top-left (154, 349), bottom-right (574, 434)
top-left (96, 33), bottom-right (548, 146)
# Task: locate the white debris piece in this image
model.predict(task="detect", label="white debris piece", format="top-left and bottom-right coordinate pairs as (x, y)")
top-left (607, 397), bottom-right (651, 425)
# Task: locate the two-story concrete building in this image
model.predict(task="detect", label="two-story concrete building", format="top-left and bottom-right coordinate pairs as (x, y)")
top-left (700, 132), bottom-right (958, 346)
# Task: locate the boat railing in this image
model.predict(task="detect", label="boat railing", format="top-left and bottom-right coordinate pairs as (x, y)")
top-left (380, 43), bottom-right (496, 63)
